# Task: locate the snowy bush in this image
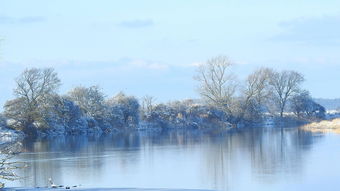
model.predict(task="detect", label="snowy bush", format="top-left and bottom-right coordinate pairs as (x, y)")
top-left (67, 86), bottom-right (110, 131)
top-left (106, 92), bottom-right (140, 129)
top-left (142, 100), bottom-right (230, 129)
top-left (67, 86), bottom-right (107, 118)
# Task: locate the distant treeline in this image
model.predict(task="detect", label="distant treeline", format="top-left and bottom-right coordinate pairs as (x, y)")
top-left (0, 56), bottom-right (326, 137)
top-left (314, 98), bottom-right (340, 111)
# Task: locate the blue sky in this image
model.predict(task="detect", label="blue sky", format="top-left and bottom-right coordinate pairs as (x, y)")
top-left (1, 0), bottom-right (340, 108)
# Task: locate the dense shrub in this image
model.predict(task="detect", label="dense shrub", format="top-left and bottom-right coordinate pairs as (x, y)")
top-left (106, 92), bottom-right (140, 129)
top-left (143, 100), bottom-right (230, 129)
top-left (291, 91), bottom-right (326, 119)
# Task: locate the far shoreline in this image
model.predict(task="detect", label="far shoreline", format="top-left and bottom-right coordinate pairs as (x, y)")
top-left (3, 187), bottom-right (215, 191)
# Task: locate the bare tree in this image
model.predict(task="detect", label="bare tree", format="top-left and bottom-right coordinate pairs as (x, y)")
top-left (194, 56), bottom-right (238, 116)
top-left (238, 68), bottom-right (274, 121)
top-left (244, 68), bottom-right (273, 106)
top-left (14, 68), bottom-right (61, 104)
top-left (4, 68), bottom-right (61, 135)
top-left (268, 70), bottom-right (304, 117)
top-left (141, 95), bottom-right (156, 116)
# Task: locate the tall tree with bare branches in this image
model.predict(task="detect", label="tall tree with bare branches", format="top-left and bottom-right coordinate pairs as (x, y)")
top-left (4, 68), bottom-right (61, 135)
top-left (241, 68), bottom-right (273, 121)
top-left (268, 70), bottom-right (304, 117)
top-left (194, 56), bottom-right (238, 120)
top-left (244, 68), bottom-right (273, 106)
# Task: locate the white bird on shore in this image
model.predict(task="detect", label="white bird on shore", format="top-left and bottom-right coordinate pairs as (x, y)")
top-left (48, 178), bottom-right (58, 188)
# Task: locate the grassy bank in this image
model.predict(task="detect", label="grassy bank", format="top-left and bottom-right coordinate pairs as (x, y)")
top-left (301, 118), bottom-right (340, 133)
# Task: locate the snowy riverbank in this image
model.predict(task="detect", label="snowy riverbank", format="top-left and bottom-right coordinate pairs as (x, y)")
top-left (3, 188), bottom-right (214, 191)
top-left (0, 127), bottom-right (24, 145)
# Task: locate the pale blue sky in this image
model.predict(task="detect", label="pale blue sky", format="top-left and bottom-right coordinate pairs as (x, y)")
top-left (1, 0), bottom-right (340, 108)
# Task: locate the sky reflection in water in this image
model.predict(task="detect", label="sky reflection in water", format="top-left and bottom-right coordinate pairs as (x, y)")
top-left (5, 128), bottom-right (340, 191)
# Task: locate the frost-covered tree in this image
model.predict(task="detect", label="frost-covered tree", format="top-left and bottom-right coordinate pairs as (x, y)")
top-left (146, 103), bottom-right (171, 127)
top-left (106, 92), bottom-right (140, 128)
top-left (141, 95), bottom-right (156, 119)
top-left (4, 68), bottom-right (61, 135)
top-left (67, 86), bottom-right (109, 131)
top-left (194, 56), bottom-right (239, 123)
top-left (143, 99), bottom-right (229, 129)
top-left (67, 86), bottom-right (107, 119)
top-left (268, 70), bottom-right (304, 117)
top-left (36, 95), bottom-right (92, 135)
top-left (4, 98), bottom-right (29, 130)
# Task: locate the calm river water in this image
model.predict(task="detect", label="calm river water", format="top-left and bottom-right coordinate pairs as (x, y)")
top-left (5, 127), bottom-right (340, 191)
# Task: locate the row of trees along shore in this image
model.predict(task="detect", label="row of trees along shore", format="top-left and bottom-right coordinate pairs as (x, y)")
top-left (0, 56), bottom-right (326, 137)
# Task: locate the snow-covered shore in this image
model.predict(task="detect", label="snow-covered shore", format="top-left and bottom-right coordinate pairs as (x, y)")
top-left (0, 127), bottom-right (24, 145)
top-left (3, 188), bottom-right (214, 191)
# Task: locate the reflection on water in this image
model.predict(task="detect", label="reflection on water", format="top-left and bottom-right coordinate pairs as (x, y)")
top-left (5, 127), bottom-right (340, 191)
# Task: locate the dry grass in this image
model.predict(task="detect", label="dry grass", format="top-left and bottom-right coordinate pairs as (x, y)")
top-left (301, 118), bottom-right (340, 134)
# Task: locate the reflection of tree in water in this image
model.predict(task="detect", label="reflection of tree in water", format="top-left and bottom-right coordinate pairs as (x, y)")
top-left (12, 128), bottom-right (324, 189)
top-left (16, 130), bottom-right (210, 187)
top-left (18, 135), bottom-right (105, 187)
top-left (201, 127), bottom-right (323, 191)
top-left (249, 128), bottom-right (321, 180)
top-left (17, 133), bottom-right (150, 187)
top-left (138, 130), bottom-right (205, 146)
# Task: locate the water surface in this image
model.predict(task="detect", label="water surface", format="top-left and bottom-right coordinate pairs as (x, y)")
top-left (5, 127), bottom-right (340, 191)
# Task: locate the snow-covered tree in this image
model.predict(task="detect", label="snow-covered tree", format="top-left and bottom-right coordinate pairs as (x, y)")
top-left (194, 56), bottom-right (238, 116)
top-left (194, 56), bottom-right (243, 125)
top-left (39, 95), bottom-right (91, 135)
top-left (106, 92), bottom-right (140, 128)
top-left (143, 100), bottom-right (229, 129)
top-left (67, 86), bottom-right (106, 118)
top-left (67, 86), bottom-right (109, 131)
top-left (4, 68), bottom-right (61, 136)
top-left (141, 95), bottom-right (156, 119)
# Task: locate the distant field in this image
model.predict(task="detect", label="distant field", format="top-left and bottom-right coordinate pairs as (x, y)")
top-left (301, 118), bottom-right (340, 133)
